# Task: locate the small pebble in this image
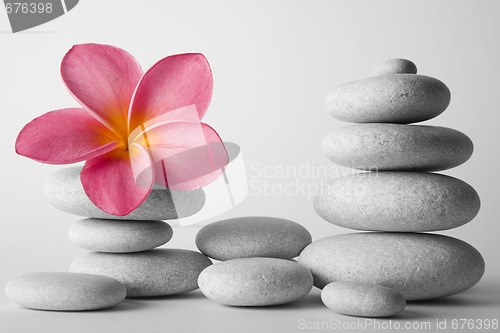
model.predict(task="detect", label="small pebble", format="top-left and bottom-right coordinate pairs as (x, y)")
top-left (68, 218), bottom-right (173, 253)
top-left (321, 281), bottom-right (406, 317)
top-left (314, 172), bottom-right (480, 232)
top-left (325, 74), bottom-right (450, 123)
top-left (45, 166), bottom-right (206, 220)
top-left (298, 232), bottom-right (485, 300)
top-left (5, 272), bottom-right (126, 311)
top-left (322, 124), bottom-right (473, 172)
top-left (70, 249), bottom-right (212, 297)
top-left (195, 216), bottom-right (312, 260)
top-left (198, 258), bottom-right (313, 306)
top-left (373, 58), bottom-right (417, 75)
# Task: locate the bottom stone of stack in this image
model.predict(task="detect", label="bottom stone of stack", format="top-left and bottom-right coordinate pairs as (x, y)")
top-left (298, 232), bottom-right (484, 300)
top-left (198, 258), bottom-right (313, 306)
top-left (70, 249), bottom-right (212, 297)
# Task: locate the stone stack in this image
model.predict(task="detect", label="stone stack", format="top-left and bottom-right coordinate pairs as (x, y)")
top-left (49, 166), bottom-right (213, 297)
top-left (6, 166), bottom-right (212, 311)
top-left (68, 220), bottom-right (211, 298)
top-left (195, 216), bottom-right (314, 306)
top-left (299, 59), bottom-right (485, 317)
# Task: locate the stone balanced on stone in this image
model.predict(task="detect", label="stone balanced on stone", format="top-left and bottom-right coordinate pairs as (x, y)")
top-left (196, 216), bottom-right (314, 306)
top-left (6, 166), bottom-right (212, 310)
top-left (299, 58), bottom-right (485, 317)
top-left (56, 166), bottom-right (212, 297)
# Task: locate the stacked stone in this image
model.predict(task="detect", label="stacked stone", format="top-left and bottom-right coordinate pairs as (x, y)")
top-left (298, 59), bottom-right (485, 317)
top-left (6, 166), bottom-right (212, 311)
top-left (194, 216), bottom-right (314, 306)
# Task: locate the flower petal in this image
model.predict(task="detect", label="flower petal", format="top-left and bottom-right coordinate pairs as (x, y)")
top-left (133, 121), bottom-right (228, 191)
top-left (81, 144), bottom-right (154, 216)
top-left (127, 105), bottom-right (201, 144)
top-left (129, 53), bottom-right (213, 132)
top-left (61, 43), bottom-right (143, 139)
top-left (15, 108), bottom-right (120, 164)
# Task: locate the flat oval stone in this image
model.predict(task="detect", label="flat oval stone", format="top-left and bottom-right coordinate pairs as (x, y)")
top-left (322, 124), bottom-right (473, 171)
top-left (5, 272), bottom-right (126, 311)
top-left (299, 232), bottom-right (484, 300)
top-left (68, 218), bottom-right (173, 253)
top-left (198, 258), bottom-right (313, 306)
top-left (314, 172), bottom-right (480, 232)
top-left (373, 58), bottom-right (417, 75)
top-left (45, 167), bottom-right (206, 220)
top-left (321, 281), bottom-right (406, 317)
top-left (325, 74), bottom-right (450, 123)
top-left (70, 249), bottom-right (212, 297)
top-left (195, 216), bottom-right (312, 260)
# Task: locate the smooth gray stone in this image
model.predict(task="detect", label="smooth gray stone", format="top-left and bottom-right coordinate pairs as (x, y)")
top-left (298, 233), bottom-right (485, 300)
top-left (373, 58), bottom-right (417, 75)
top-left (198, 258), bottom-right (313, 306)
top-left (314, 172), bottom-right (480, 232)
top-left (321, 281), bottom-right (406, 317)
top-left (325, 74), bottom-right (450, 123)
top-left (45, 167), bottom-right (206, 220)
top-left (5, 272), bottom-right (126, 311)
top-left (195, 216), bottom-right (312, 260)
top-left (68, 218), bottom-right (173, 253)
top-left (322, 124), bottom-right (473, 171)
top-left (70, 249), bottom-right (212, 297)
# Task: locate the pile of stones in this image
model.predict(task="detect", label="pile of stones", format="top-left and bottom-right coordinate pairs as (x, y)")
top-left (195, 216), bottom-right (313, 306)
top-left (6, 166), bottom-right (211, 310)
top-left (5, 59), bottom-right (485, 318)
top-left (298, 59), bottom-right (485, 317)
top-left (6, 167), bottom-right (316, 310)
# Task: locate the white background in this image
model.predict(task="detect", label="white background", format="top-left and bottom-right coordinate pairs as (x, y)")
top-left (1, 1), bottom-right (499, 332)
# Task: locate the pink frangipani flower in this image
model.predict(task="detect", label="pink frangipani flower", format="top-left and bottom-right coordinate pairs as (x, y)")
top-left (15, 43), bottom-right (229, 216)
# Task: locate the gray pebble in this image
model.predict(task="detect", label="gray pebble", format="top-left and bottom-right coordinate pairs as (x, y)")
top-left (195, 216), bottom-right (312, 260)
top-left (45, 167), bottom-right (206, 220)
top-left (321, 281), bottom-right (406, 317)
top-left (198, 258), bottom-right (313, 306)
top-left (68, 218), bottom-right (173, 253)
top-left (325, 74), bottom-right (450, 123)
top-left (298, 232), bottom-right (484, 300)
top-left (322, 124), bottom-right (473, 171)
top-left (70, 249), bottom-right (212, 297)
top-left (373, 58), bottom-right (417, 75)
top-left (5, 272), bottom-right (126, 311)
top-left (314, 172), bottom-right (480, 232)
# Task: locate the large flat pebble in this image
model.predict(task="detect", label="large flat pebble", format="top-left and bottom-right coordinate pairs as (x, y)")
top-left (68, 218), bottom-right (173, 253)
top-left (198, 258), bottom-right (313, 306)
top-left (5, 272), bottom-right (126, 311)
top-left (298, 232), bottom-right (484, 300)
top-left (325, 74), bottom-right (450, 123)
top-left (70, 249), bottom-right (212, 297)
top-left (321, 281), bottom-right (406, 317)
top-left (314, 172), bottom-right (480, 232)
top-left (45, 167), bottom-right (205, 220)
top-left (322, 124), bottom-right (473, 171)
top-left (195, 216), bottom-right (312, 260)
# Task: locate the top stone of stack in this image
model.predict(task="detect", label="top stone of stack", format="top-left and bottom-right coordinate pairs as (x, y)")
top-left (325, 58), bottom-right (451, 124)
top-left (45, 167), bottom-right (206, 220)
top-left (372, 58), bottom-right (418, 76)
